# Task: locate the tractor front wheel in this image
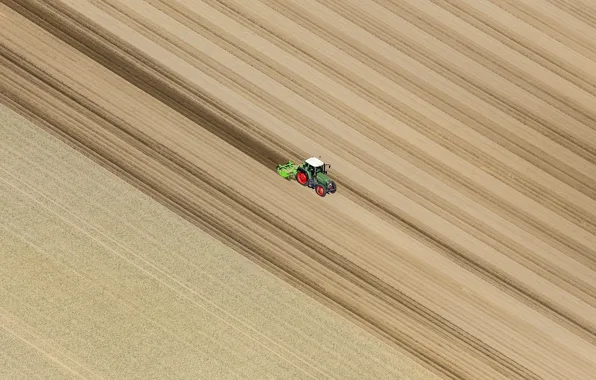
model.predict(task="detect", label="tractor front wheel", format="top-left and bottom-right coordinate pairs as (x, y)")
top-left (296, 170), bottom-right (308, 186)
top-left (315, 184), bottom-right (327, 197)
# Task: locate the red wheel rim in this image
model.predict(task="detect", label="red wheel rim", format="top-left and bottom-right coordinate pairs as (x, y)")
top-left (316, 186), bottom-right (325, 196)
top-left (297, 172), bottom-right (307, 184)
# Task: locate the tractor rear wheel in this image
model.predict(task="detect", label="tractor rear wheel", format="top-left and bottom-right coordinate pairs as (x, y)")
top-left (296, 170), bottom-right (308, 186)
top-left (315, 184), bottom-right (327, 197)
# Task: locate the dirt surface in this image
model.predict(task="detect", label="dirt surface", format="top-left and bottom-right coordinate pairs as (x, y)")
top-left (2, 1), bottom-right (596, 379)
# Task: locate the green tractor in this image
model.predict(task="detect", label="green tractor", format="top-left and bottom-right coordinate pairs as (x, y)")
top-left (276, 157), bottom-right (337, 197)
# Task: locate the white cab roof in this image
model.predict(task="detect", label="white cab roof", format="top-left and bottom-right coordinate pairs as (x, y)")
top-left (305, 157), bottom-right (325, 167)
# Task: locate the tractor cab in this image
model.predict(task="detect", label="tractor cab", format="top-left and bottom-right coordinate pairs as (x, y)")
top-left (304, 157), bottom-right (329, 177)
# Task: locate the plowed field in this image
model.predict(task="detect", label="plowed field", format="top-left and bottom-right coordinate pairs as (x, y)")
top-left (2, 1), bottom-right (596, 379)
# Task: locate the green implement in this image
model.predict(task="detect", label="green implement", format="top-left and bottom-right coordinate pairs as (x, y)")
top-left (276, 161), bottom-right (298, 179)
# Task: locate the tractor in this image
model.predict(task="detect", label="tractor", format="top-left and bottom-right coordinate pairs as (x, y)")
top-left (276, 157), bottom-right (337, 197)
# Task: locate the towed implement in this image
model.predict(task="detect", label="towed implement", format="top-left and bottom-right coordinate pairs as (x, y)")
top-left (276, 157), bottom-right (337, 197)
